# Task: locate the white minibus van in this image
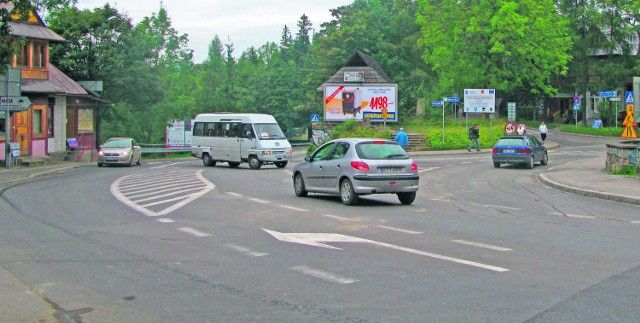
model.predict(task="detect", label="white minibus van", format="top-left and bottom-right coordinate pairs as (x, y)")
top-left (190, 113), bottom-right (294, 169)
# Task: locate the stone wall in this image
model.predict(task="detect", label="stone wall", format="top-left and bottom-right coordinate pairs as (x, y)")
top-left (606, 140), bottom-right (640, 172)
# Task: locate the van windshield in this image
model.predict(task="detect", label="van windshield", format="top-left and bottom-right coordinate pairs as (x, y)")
top-left (254, 123), bottom-right (286, 140)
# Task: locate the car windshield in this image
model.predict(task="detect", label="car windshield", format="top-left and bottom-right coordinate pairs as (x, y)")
top-left (104, 139), bottom-right (131, 148)
top-left (496, 138), bottom-right (525, 146)
top-left (356, 142), bottom-right (409, 159)
top-left (254, 123), bottom-right (286, 140)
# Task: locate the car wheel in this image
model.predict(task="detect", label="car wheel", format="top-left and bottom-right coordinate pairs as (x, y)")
top-left (493, 162), bottom-right (501, 168)
top-left (136, 155), bottom-right (142, 166)
top-left (540, 152), bottom-right (548, 165)
top-left (97, 163), bottom-right (103, 167)
top-left (340, 179), bottom-right (359, 205)
top-left (397, 192), bottom-right (416, 205)
top-left (228, 162), bottom-right (240, 168)
top-left (248, 156), bottom-right (262, 170)
top-left (128, 156), bottom-right (133, 167)
top-left (275, 161), bottom-right (288, 168)
top-left (203, 154), bottom-right (216, 167)
top-left (526, 156), bottom-right (534, 169)
top-left (293, 173), bottom-right (308, 197)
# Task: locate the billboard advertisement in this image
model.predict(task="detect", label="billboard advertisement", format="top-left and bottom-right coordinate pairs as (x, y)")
top-left (323, 85), bottom-right (398, 122)
top-left (463, 89), bottom-right (496, 113)
top-left (166, 120), bottom-right (194, 148)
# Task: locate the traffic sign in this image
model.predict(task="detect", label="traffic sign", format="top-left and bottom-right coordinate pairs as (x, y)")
top-left (598, 91), bottom-right (616, 98)
top-left (573, 103), bottom-right (581, 111)
top-left (444, 97), bottom-right (460, 102)
top-left (310, 114), bottom-right (320, 123)
top-left (505, 121), bottom-right (516, 134)
top-left (625, 91), bottom-right (634, 104)
top-left (432, 101), bottom-right (443, 106)
top-left (1, 96), bottom-right (32, 111)
top-left (609, 97), bottom-right (621, 102)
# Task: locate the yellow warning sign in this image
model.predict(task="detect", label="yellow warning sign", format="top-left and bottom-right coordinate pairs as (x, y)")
top-left (621, 104), bottom-right (637, 139)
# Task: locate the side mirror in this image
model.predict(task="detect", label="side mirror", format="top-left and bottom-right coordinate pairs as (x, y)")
top-left (305, 156), bottom-right (311, 162)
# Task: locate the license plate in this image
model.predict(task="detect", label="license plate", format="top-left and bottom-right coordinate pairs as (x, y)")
top-left (276, 154), bottom-right (285, 159)
top-left (381, 167), bottom-right (403, 174)
top-left (106, 157), bottom-right (117, 161)
top-left (503, 149), bottom-right (515, 153)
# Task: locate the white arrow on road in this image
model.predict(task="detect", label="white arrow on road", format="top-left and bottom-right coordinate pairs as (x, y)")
top-left (263, 229), bottom-right (509, 273)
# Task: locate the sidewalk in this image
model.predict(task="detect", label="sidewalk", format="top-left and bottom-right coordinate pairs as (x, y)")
top-left (1, 142), bottom-right (638, 322)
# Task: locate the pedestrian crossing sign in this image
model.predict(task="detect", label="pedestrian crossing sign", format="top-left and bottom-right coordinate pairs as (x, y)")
top-left (625, 91), bottom-right (634, 104)
top-left (621, 104), bottom-right (637, 139)
top-left (311, 114), bottom-right (320, 123)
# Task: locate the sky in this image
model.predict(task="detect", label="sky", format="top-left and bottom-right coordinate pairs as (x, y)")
top-left (75, 0), bottom-right (354, 63)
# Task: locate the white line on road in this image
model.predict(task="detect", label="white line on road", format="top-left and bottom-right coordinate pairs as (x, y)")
top-left (419, 167), bottom-right (440, 173)
top-left (289, 266), bottom-right (359, 284)
top-left (377, 225), bottom-right (422, 235)
top-left (280, 205), bottom-right (309, 212)
top-left (484, 205), bottom-right (522, 210)
top-left (225, 192), bottom-right (244, 197)
top-left (225, 244), bottom-right (269, 257)
top-left (632, 221), bottom-right (640, 224)
top-left (549, 212), bottom-right (597, 219)
top-left (156, 218), bottom-right (175, 223)
top-left (248, 198), bottom-right (271, 204)
top-left (452, 240), bottom-right (512, 252)
top-left (431, 198), bottom-right (453, 202)
top-left (322, 214), bottom-right (359, 222)
top-left (178, 227), bottom-right (211, 237)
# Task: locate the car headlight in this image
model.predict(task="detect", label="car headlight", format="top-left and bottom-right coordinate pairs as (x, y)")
top-left (286, 149), bottom-right (293, 154)
top-left (121, 151), bottom-right (130, 157)
top-left (262, 150), bottom-right (271, 155)
top-left (98, 150), bottom-right (104, 156)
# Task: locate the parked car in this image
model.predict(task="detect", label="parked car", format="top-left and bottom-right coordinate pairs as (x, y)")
top-left (97, 137), bottom-right (142, 167)
top-left (492, 135), bottom-right (547, 169)
top-left (292, 138), bottom-right (419, 205)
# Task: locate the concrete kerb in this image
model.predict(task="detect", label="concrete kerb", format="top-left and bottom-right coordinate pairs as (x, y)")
top-left (538, 172), bottom-right (640, 206)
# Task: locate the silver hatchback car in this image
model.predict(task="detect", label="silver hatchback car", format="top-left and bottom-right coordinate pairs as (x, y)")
top-left (292, 138), bottom-right (419, 205)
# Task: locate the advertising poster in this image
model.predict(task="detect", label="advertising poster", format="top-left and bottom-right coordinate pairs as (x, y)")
top-left (323, 85), bottom-right (398, 122)
top-left (166, 120), bottom-right (194, 148)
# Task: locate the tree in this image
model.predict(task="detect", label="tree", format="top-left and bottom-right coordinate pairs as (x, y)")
top-left (417, 0), bottom-right (573, 97)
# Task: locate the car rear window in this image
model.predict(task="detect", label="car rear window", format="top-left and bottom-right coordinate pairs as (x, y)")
top-left (496, 138), bottom-right (524, 146)
top-left (355, 142), bottom-right (409, 159)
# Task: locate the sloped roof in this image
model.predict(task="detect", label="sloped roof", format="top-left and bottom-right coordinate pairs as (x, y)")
top-left (1, 2), bottom-right (65, 42)
top-left (321, 49), bottom-right (393, 88)
top-left (22, 65), bottom-right (88, 95)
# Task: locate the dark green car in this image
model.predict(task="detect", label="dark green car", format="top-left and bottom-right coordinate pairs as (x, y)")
top-left (492, 135), bottom-right (548, 169)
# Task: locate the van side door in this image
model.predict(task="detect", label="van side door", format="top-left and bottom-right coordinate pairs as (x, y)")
top-left (240, 123), bottom-right (255, 160)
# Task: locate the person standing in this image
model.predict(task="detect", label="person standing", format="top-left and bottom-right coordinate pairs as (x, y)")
top-left (539, 121), bottom-right (548, 143)
top-left (394, 127), bottom-right (409, 148)
top-left (467, 124), bottom-right (480, 152)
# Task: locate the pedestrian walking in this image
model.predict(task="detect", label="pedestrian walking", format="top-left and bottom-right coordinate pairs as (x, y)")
top-left (394, 127), bottom-right (409, 148)
top-left (538, 121), bottom-right (548, 143)
top-left (467, 124), bottom-right (480, 152)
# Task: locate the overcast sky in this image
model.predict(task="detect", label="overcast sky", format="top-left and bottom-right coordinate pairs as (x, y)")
top-left (75, 0), bottom-right (354, 63)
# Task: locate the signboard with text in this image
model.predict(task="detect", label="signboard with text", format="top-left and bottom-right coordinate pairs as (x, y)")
top-left (323, 85), bottom-right (398, 122)
top-left (166, 120), bottom-right (194, 147)
top-left (463, 89), bottom-right (495, 113)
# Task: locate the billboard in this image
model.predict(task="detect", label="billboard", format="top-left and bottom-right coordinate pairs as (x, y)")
top-left (323, 85), bottom-right (398, 122)
top-left (166, 120), bottom-right (194, 148)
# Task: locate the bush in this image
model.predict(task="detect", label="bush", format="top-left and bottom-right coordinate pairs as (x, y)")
top-left (609, 165), bottom-right (638, 177)
top-left (560, 125), bottom-right (623, 137)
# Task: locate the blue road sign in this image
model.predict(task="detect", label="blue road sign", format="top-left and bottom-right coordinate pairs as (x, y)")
top-left (598, 91), bottom-right (616, 98)
top-left (310, 114), bottom-right (320, 123)
top-left (573, 103), bottom-right (580, 111)
top-left (625, 91), bottom-right (634, 104)
top-left (432, 101), bottom-right (443, 106)
top-left (444, 97), bottom-right (460, 102)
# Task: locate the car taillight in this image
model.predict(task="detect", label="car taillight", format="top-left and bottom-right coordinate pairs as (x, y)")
top-left (521, 148), bottom-right (529, 153)
top-left (350, 161), bottom-right (369, 171)
top-left (411, 162), bottom-right (418, 171)
top-left (492, 148), bottom-right (497, 153)
top-left (372, 140), bottom-right (385, 144)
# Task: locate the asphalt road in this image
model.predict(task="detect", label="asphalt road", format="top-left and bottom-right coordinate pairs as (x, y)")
top-left (1, 133), bottom-right (639, 322)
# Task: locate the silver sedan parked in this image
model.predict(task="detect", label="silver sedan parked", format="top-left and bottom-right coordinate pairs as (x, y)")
top-left (292, 138), bottom-right (419, 205)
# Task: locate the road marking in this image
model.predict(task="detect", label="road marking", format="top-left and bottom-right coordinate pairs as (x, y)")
top-left (280, 205), bottom-right (309, 212)
top-left (484, 205), bottom-right (521, 210)
top-left (178, 227), bottom-right (211, 237)
top-left (226, 192), bottom-right (244, 197)
top-left (322, 214), bottom-right (359, 222)
top-left (140, 192), bottom-right (201, 207)
top-left (549, 212), bottom-right (597, 219)
top-left (631, 221), bottom-right (640, 224)
top-left (264, 229), bottom-right (509, 272)
top-left (225, 244), bottom-right (269, 257)
top-left (461, 161), bottom-right (472, 165)
top-left (133, 187), bottom-right (208, 203)
top-left (419, 167), bottom-right (440, 173)
top-left (289, 266), bottom-right (359, 284)
top-left (156, 218), bottom-right (175, 223)
top-left (249, 198), bottom-right (271, 204)
top-left (431, 198), bottom-right (453, 202)
top-left (452, 240), bottom-right (512, 252)
top-left (150, 161), bottom-right (190, 169)
top-left (377, 225), bottom-right (422, 235)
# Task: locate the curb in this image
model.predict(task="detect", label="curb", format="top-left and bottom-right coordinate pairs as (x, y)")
top-left (538, 172), bottom-right (640, 206)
